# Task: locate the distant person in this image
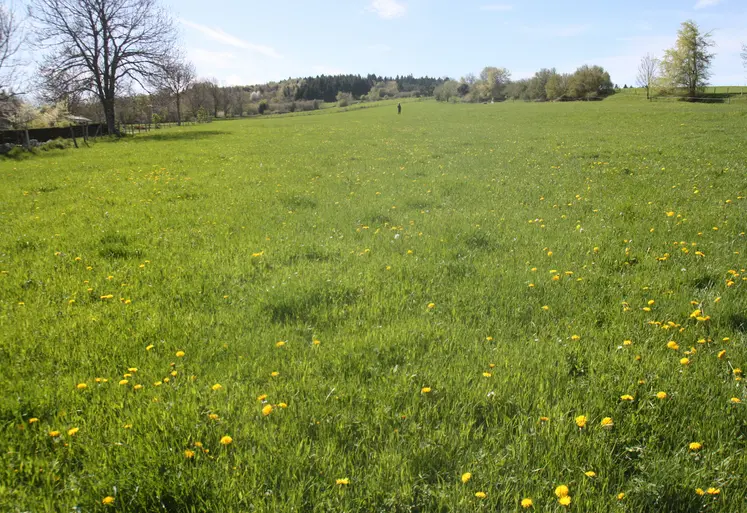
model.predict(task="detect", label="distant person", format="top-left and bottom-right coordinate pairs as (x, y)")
top-left (397, 103), bottom-right (402, 115)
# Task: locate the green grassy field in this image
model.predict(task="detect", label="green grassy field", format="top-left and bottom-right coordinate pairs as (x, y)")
top-left (1, 97), bottom-right (746, 512)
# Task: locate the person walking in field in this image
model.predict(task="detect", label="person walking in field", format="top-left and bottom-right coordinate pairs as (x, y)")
top-left (397, 103), bottom-right (402, 115)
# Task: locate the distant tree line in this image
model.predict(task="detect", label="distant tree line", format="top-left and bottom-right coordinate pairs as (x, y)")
top-left (294, 74), bottom-right (445, 102)
top-left (434, 65), bottom-right (614, 103)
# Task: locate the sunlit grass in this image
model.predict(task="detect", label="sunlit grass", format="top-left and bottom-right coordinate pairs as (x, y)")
top-left (1, 97), bottom-right (745, 512)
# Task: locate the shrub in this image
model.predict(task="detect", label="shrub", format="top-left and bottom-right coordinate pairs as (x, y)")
top-left (336, 91), bottom-right (353, 107)
top-left (258, 100), bottom-right (268, 115)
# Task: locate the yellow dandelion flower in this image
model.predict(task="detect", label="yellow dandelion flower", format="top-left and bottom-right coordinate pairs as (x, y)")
top-left (278, 402), bottom-right (288, 408)
top-left (220, 435), bottom-right (233, 445)
top-left (119, 379), bottom-right (129, 386)
top-left (67, 427), bottom-right (79, 436)
top-left (731, 397), bottom-right (742, 404)
top-left (601, 417), bottom-right (614, 429)
top-left (617, 492), bottom-right (626, 500)
top-left (49, 430), bottom-right (60, 437)
top-left (208, 413), bottom-right (219, 420)
top-left (262, 404), bottom-right (273, 416)
top-left (271, 371), bottom-right (280, 377)
top-left (461, 472), bottom-right (472, 484)
top-left (620, 395), bottom-right (634, 402)
top-left (521, 498), bottom-right (533, 508)
top-left (717, 350), bottom-right (726, 359)
top-left (559, 495), bottom-right (571, 506)
top-left (257, 394), bottom-right (268, 402)
top-left (706, 488), bottom-right (720, 495)
top-left (623, 340), bottom-right (632, 346)
top-left (571, 335), bottom-right (580, 341)
top-left (575, 415), bottom-right (587, 428)
top-left (312, 339), bottom-right (321, 345)
top-left (542, 305), bottom-right (550, 311)
top-left (421, 387), bottom-right (431, 394)
top-left (689, 442), bottom-right (702, 451)
top-left (427, 302), bottom-right (435, 309)
top-left (555, 485), bottom-right (569, 498)
top-left (184, 449), bottom-right (195, 458)
top-left (657, 391), bottom-right (668, 400)
top-left (475, 491), bottom-right (487, 499)
top-left (695, 488), bottom-right (705, 496)
top-left (29, 418), bottom-right (39, 424)
top-left (336, 478), bottom-right (350, 485)
top-left (680, 357), bottom-right (690, 366)
top-left (176, 350), bottom-right (185, 357)
top-left (146, 344), bottom-right (154, 351)
top-left (127, 368), bottom-right (137, 373)
top-left (482, 372), bottom-right (492, 378)
top-left (585, 471), bottom-right (596, 478)
top-left (133, 384), bottom-right (143, 391)
top-left (102, 496), bottom-right (115, 506)
top-left (540, 416), bottom-right (550, 422)
top-left (211, 383), bottom-right (223, 391)
top-left (276, 341), bottom-right (286, 348)
top-left (667, 341), bottom-right (680, 350)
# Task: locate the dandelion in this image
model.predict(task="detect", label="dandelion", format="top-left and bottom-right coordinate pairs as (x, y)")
top-left (29, 418), bottom-right (39, 424)
top-left (667, 341), bottom-right (680, 350)
top-left (623, 340), bottom-right (632, 346)
top-left (184, 449), bottom-right (195, 458)
top-left (461, 472), bottom-right (472, 484)
top-left (262, 405), bottom-right (273, 416)
top-left (717, 350), bottom-right (726, 359)
top-left (542, 305), bottom-right (550, 311)
top-left (559, 496), bottom-right (571, 507)
top-left (220, 435), bottom-right (233, 445)
top-left (336, 478), bottom-right (350, 485)
top-left (133, 384), bottom-right (143, 391)
top-left (146, 345), bottom-right (154, 351)
top-left (731, 398), bottom-right (742, 404)
top-left (279, 402), bottom-right (288, 408)
top-left (421, 387), bottom-right (431, 394)
top-left (521, 498), bottom-right (533, 508)
top-left (211, 384), bottom-right (223, 391)
top-left (102, 496), bottom-right (115, 506)
top-left (276, 341), bottom-right (286, 348)
top-left (475, 492), bottom-right (487, 499)
top-left (482, 372), bottom-right (492, 378)
top-left (585, 471), bottom-right (596, 478)
top-left (680, 357), bottom-right (690, 366)
top-left (689, 442), bottom-right (702, 451)
top-left (706, 488), bottom-right (720, 495)
top-left (271, 371), bottom-right (280, 377)
top-left (427, 302), bottom-right (435, 309)
top-left (657, 391), bottom-right (668, 400)
top-left (571, 335), bottom-right (580, 341)
top-left (617, 492), bottom-right (626, 500)
top-left (176, 350), bottom-right (185, 357)
top-left (620, 395), bottom-right (634, 402)
top-left (67, 427), bottom-right (79, 436)
top-left (208, 414), bottom-right (219, 420)
top-left (257, 394), bottom-right (268, 402)
top-left (695, 488), bottom-right (705, 496)
top-left (540, 416), bottom-right (550, 422)
top-left (76, 383), bottom-right (87, 390)
top-left (127, 368), bottom-right (137, 373)
top-left (119, 379), bottom-right (129, 386)
top-left (555, 485), bottom-right (569, 498)
top-left (313, 339), bottom-right (321, 345)
top-left (575, 415), bottom-right (587, 428)
top-left (49, 430), bottom-right (60, 437)
top-left (601, 417), bottom-right (614, 429)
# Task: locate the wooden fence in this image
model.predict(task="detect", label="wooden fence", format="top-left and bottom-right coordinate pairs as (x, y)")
top-left (0, 123), bottom-right (108, 146)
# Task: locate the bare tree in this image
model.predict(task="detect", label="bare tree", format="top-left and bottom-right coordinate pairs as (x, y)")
top-left (636, 53), bottom-right (660, 100)
top-left (0, 2), bottom-right (23, 91)
top-left (29, 0), bottom-right (176, 134)
top-left (742, 44), bottom-right (747, 74)
top-left (151, 55), bottom-right (195, 125)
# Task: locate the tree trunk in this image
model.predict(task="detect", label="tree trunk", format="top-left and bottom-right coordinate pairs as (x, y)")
top-left (176, 93), bottom-right (182, 126)
top-left (103, 97), bottom-right (117, 135)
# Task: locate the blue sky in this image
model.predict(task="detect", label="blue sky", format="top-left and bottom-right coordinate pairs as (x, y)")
top-left (168, 0), bottom-right (747, 87)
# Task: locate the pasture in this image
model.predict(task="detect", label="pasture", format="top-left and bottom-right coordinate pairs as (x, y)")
top-left (1, 97), bottom-right (746, 512)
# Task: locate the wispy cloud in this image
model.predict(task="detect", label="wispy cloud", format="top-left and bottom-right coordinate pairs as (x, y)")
top-left (479, 4), bottom-right (513, 11)
top-left (367, 0), bottom-right (407, 19)
top-left (179, 19), bottom-right (281, 58)
top-left (694, 0), bottom-right (723, 9)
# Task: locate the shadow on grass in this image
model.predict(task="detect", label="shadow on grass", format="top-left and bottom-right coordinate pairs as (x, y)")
top-left (121, 130), bottom-right (228, 143)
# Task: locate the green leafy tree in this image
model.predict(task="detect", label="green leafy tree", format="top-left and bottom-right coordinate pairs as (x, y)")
top-left (478, 67), bottom-right (511, 101)
top-left (661, 20), bottom-right (715, 97)
top-left (568, 65), bottom-right (613, 98)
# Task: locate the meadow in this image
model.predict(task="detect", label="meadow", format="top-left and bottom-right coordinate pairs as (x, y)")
top-left (1, 96), bottom-right (746, 512)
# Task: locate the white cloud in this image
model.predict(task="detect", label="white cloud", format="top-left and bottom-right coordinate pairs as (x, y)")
top-left (694, 0), bottom-right (722, 9)
top-left (479, 4), bottom-right (513, 11)
top-left (179, 19), bottom-right (281, 59)
top-left (367, 0), bottom-right (407, 19)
